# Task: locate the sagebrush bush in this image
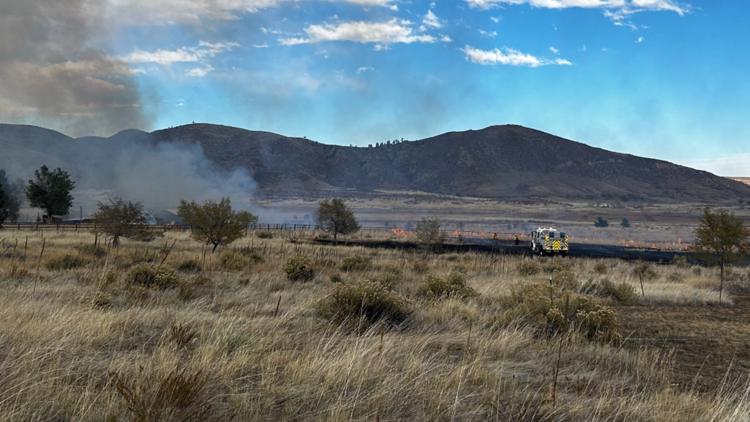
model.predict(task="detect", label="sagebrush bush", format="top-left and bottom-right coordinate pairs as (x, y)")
top-left (256, 231), bottom-right (274, 239)
top-left (551, 270), bottom-right (578, 290)
top-left (542, 259), bottom-right (572, 274)
top-left (128, 264), bottom-right (179, 289)
top-left (580, 279), bottom-right (638, 304)
top-left (419, 273), bottom-right (477, 299)
top-left (316, 281), bottom-right (411, 327)
top-left (45, 254), bottom-right (87, 270)
top-left (498, 282), bottom-right (621, 342)
top-left (339, 255), bottom-right (371, 272)
top-left (285, 256), bottom-right (315, 282)
top-left (517, 260), bottom-right (540, 276)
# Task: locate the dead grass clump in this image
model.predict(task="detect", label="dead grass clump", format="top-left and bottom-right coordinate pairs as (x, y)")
top-left (111, 366), bottom-right (211, 421)
top-left (316, 281), bottom-right (411, 328)
top-left (518, 260), bottom-right (541, 276)
top-left (542, 258), bottom-right (572, 273)
top-left (594, 262), bottom-right (609, 275)
top-left (256, 231), bottom-right (274, 239)
top-left (81, 290), bottom-right (113, 309)
top-left (44, 254), bottom-right (87, 270)
top-left (581, 279), bottom-right (638, 304)
top-left (128, 264), bottom-right (179, 289)
top-left (169, 322), bottom-right (198, 349)
top-left (419, 273), bottom-right (477, 299)
top-left (339, 255), bottom-right (371, 272)
top-left (75, 244), bottom-right (107, 258)
top-left (218, 250), bottom-right (252, 271)
top-left (176, 258), bottom-right (202, 273)
top-left (551, 269), bottom-right (579, 290)
top-left (128, 248), bottom-right (160, 265)
top-left (498, 283), bottom-right (621, 342)
top-left (285, 256), bottom-right (315, 282)
top-left (4, 261), bottom-right (29, 279)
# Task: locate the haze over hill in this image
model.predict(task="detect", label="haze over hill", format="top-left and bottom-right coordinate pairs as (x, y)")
top-left (1, 123), bottom-right (748, 210)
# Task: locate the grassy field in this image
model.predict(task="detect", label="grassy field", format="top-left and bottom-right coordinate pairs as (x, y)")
top-left (0, 229), bottom-right (749, 421)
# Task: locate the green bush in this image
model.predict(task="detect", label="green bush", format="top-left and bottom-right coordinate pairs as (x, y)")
top-left (45, 254), bottom-right (87, 270)
top-left (339, 255), bottom-right (371, 272)
top-left (580, 279), bottom-right (638, 304)
top-left (316, 281), bottom-right (411, 328)
top-left (518, 260), bottom-right (541, 276)
top-left (497, 283), bottom-right (621, 342)
top-left (419, 273), bottom-right (477, 299)
top-left (128, 264), bottom-right (179, 289)
top-left (285, 256), bottom-right (315, 282)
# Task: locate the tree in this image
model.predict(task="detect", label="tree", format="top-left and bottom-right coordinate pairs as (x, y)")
top-left (316, 198), bottom-right (359, 242)
top-left (25, 165), bottom-right (75, 221)
top-left (632, 263), bottom-right (657, 298)
top-left (0, 169), bottom-right (23, 224)
top-left (693, 208), bottom-right (750, 303)
top-left (594, 217), bottom-right (609, 227)
top-left (178, 198), bottom-right (257, 252)
top-left (621, 218), bottom-right (631, 228)
top-left (92, 198), bottom-right (157, 247)
top-left (416, 218), bottom-right (444, 251)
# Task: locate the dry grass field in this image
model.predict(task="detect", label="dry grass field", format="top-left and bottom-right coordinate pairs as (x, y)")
top-left (1, 229), bottom-right (749, 421)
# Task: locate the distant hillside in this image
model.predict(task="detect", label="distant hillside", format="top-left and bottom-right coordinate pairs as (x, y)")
top-left (731, 177), bottom-right (750, 186)
top-left (2, 123), bottom-right (749, 204)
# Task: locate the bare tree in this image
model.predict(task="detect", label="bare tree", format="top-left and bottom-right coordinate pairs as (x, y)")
top-left (416, 218), bottom-right (444, 251)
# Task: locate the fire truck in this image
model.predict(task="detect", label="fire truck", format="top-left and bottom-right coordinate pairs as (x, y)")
top-left (530, 227), bottom-right (569, 256)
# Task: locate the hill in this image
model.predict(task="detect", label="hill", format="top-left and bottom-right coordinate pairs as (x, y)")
top-left (1, 123), bottom-right (749, 204)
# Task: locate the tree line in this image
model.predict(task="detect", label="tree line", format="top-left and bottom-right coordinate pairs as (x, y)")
top-left (1, 165), bottom-right (749, 298)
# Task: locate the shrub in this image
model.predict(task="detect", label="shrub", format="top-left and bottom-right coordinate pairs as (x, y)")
top-left (45, 254), bottom-right (87, 270)
top-left (285, 256), bottom-right (315, 282)
top-left (518, 260), bottom-right (541, 276)
top-left (593, 262), bottom-right (608, 275)
top-left (176, 259), bottom-right (202, 273)
top-left (498, 283), bottom-right (621, 342)
top-left (580, 279), bottom-right (638, 304)
top-left (316, 282), bottom-right (411, 328)
top-left (219, 251), bottom-right (251, 271)
top-left (339, 255), bottom-right (371, 272)
top-left (667, 273), bottom-right (684, 283)
top-left (128, 264), bottom-right (179, 289)
top-left (256, 231), bottom-right (274, 239)
top-left (551, 270), bottom-right (578, 291)
top-left (419, 273), bottom-right (477, 299)
top-left (412, 260), bottom-right (429, 274)
top-left (75, 244), bottom-right (107, 258)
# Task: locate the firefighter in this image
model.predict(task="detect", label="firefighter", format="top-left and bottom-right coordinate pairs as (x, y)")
top-left (514, 234), bottom-right (520, 245)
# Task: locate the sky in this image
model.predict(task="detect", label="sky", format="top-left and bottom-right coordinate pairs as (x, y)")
top-left (0, 0), bottom-right (748, 176)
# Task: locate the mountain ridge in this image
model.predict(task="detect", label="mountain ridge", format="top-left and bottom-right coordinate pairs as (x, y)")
top-left (1, 122), bottom-right (748, 204)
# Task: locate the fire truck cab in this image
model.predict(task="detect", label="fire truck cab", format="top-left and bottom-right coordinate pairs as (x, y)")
top-left (530, 227), bottom-right (569, 256)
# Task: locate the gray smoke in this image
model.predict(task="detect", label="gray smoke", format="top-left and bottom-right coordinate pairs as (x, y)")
top-left (0, 0), bottom-right (150, 137)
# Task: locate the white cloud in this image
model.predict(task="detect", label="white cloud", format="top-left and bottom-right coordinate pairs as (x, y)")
top-left (636, 35), bottom-right (645, 43)
top-left (356, 66), bottom-right (374, 74)
top-left (464, 0), bottom-right (689, 26)
top-left (421, 10), bottom-right (442, 30)
top-left (342, 0), bottom-right (398, 10)
top-left (479, 29), bottom-right (498, 37)
top-left (122, 41), bottom-right (239, 65)
top-left (280, 19), bottom-right (438, 46)
top-left (186, 64), bottom-right (215, 77)
top-left (462, 45), bottom-right (572, 67)
top-left (549, 46), bottom-right (560, 54)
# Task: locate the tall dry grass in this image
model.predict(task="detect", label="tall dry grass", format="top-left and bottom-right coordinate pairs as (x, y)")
top-left (0, 230), bottom-right (747, 421)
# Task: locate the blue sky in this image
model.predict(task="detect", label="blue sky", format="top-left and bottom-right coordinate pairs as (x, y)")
top-left (2, 0), bottom-right (749, 175)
